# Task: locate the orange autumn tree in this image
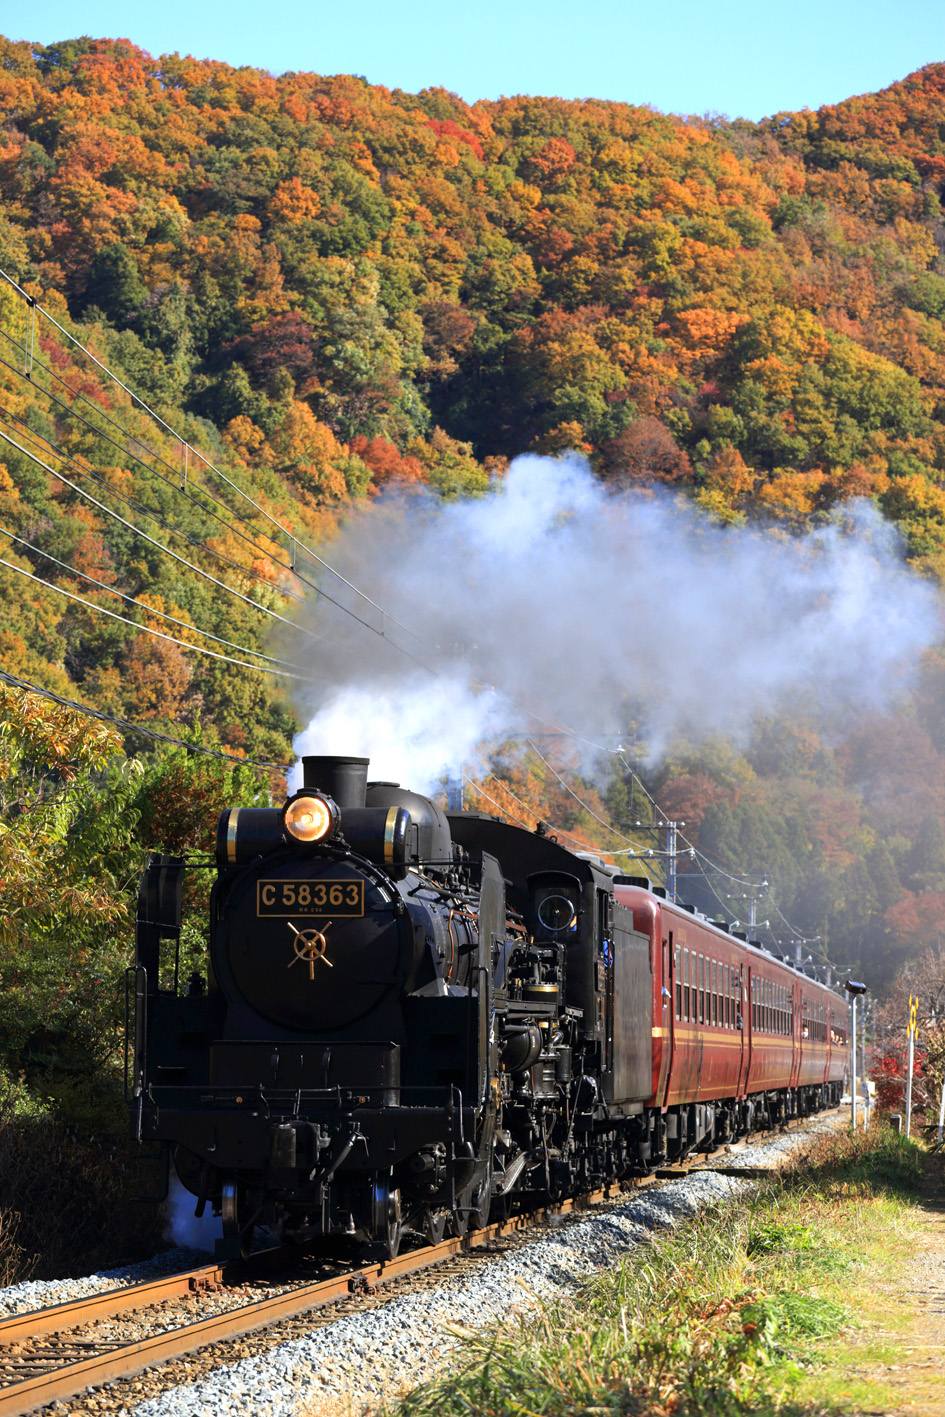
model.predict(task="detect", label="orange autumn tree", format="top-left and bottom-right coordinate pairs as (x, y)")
top-left (3, 36), bottom-right (945, 533)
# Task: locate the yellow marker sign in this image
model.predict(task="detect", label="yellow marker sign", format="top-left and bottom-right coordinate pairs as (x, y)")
top-left (287, 921), bottom-right (333, 979)
top-left (909, 994), bottom-right (918, 1038)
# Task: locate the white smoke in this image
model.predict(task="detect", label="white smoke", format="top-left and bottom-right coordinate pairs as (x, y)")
top-left (164, 1172), bottom-right (222, 1252)
top-left (289, 674), bottom-right (518, 793)
top-left (289, 455), bottom-right (942, 789)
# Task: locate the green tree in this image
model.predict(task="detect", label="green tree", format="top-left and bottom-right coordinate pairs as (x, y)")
top-left (82, 243), bottom-right (147, 326)
top-left (0, 687), bottom-right (140, 1117)
top-left (904, 812), bottom-right (945, 894)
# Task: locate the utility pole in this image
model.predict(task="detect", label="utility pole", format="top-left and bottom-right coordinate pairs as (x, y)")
top-left (852, 997), bottom-right (858, 1130)
top-left (859, 995), bottom-right (870, 1127)
top-left (845, 980), bottom-right (867, 1130)
top-left (790, 935), bottom-right (821, 971)
top-left (666, 820), bottom-right (677, 902)
top-left (446, 774), bottom-right (463, 812)
top-left (726, 882), bottom-right (768, 936)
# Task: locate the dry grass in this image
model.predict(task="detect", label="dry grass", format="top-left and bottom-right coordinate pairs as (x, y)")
top-left (0, 1111), bottom-right (166, 1284)
top-left (366, 1124), bottom-right (936, 1417)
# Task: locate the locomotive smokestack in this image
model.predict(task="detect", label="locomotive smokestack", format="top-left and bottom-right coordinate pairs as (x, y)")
top-left (301, 755), bottom-right (369, 809)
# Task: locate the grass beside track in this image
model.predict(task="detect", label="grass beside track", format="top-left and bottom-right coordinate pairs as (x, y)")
top-left (383, 1126), bottom-right (942, 1417)
top-left (0, 1112), bottom-right (166, 1283)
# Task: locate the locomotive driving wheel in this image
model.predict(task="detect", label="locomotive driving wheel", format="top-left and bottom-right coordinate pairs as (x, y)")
top-left (469, 1160), bottom-right (492, 1230)
top-left (371, 1170), bottom-right (403, 1259)
top-left (453, 1158), bottom-right (492, 1236)
top-left (221, 1178), bottom-right (256, 1260)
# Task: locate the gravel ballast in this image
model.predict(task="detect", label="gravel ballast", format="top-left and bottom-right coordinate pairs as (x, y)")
top-left (0, 1247), bottom-right (211, 1319)
top-left (126, 1117), bottom-right (838, 1417)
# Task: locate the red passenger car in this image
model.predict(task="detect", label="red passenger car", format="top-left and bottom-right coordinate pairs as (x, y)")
top-left (616, 883), bottom-right (849, 1153)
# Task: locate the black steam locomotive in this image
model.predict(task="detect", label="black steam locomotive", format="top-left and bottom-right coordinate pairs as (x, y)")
top-left (128, 754), bottom-right (846, 1258)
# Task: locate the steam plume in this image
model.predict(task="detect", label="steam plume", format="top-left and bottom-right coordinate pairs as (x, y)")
top-left (289, 456), bottom-right (940, 789)
top-left (164, 1173), bottom-right (222, 1252)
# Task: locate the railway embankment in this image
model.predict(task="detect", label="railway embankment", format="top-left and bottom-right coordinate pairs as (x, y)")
top-left (43, 1115), bottom-right (839, 1417)
top-left (4, 1116), bottom-right (939, 1417)
top-left (386, 1123), bottom-right (945, 1417)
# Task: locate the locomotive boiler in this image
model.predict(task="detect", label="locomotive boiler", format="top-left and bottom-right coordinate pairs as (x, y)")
top-left (127, 754), bottom-right (849, 1259)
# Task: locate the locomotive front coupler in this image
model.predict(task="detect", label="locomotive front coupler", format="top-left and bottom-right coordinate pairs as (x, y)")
top-left (313, 1121), bottom-right (368, 1193)
top-left (268, 1120), bottom-right (331, 1189)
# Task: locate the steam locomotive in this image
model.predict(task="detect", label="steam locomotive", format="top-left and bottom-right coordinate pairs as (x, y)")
top-left (127, 755), bottom-right (849, 1258)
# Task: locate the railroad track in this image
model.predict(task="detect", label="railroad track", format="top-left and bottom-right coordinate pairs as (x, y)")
top-left (0, 1192), bottom-right (614, 1416)
top-left (0, 1111), bottom-right (839, 1416)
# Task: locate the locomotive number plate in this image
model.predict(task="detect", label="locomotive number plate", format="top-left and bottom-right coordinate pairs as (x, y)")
top-left (256, 880), bottom-right (364, 917)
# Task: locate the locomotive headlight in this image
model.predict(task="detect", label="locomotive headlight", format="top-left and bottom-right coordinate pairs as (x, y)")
top-left (282, 792), bottom-right (339, 844)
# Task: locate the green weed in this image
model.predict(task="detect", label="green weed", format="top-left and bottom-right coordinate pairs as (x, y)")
top-left (378, 1124), bottom-right (930, 1417)
top-left (745, 1221), bottom-right (817, 1257)
top-left (739, 1292), bottom-right (849, 1352)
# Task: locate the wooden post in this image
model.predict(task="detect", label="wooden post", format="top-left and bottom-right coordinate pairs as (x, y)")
top-left (851, 996), bottom-right (858, 1132)
top-left (905, 995), bottom-right (917, 1140)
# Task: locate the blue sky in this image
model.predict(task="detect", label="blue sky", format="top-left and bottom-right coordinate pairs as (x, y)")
top-left (10, 0), bottom-right (945, 120)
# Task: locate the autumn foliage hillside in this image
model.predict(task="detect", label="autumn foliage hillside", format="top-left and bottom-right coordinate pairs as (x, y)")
top-left (1, 38), bottom-right (945, 983)
top-left (1, 40), bottom-right (945, 534)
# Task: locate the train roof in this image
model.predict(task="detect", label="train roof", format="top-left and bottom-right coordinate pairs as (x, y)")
top-left (617, 881), bottom-right (851, 1006)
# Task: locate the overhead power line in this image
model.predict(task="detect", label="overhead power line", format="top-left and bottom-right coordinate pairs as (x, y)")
top-left (615, 753), bottom-right (666, 818)
top-left (767, 900), bottom-right (813, 945)
top-left (0, 667), bottom-right (289, 770)
top-left (0, 524), bottom-right (304, 672)
top-left (2, 275), bottom-right (297, 545)
top-left (612, 751), bottom-right (828, 949)
top-left (0, 336), bottom-right (287, 573)
top-left (0, 551), bottom-right (314, 679)
top-left (0, 421), bottom-right (318, 643)
top-left (0, 387), bottom-right (434, 673)
top-left (0, 398), bottom-right (309, 608)
top-left (525, 737), bottom-right (638, 846)
top-left (0, 268), bottom-right (427, 649)
top-left (688, 866), bottom-right (743, 925)
top-left (482, 772), bottom-right (616, 855)
top-left (0, 349), bottom-right (427, 659)
top-left (461, 774), bottom-right (533, 832)
top-left (687, 843), bottom-right (767, 890)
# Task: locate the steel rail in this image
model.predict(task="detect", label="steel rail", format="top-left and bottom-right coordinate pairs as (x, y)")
top-left (0, 1264), bottom-right (222, 1347)
top-left (0, 1243), bottom-right (299, 1347)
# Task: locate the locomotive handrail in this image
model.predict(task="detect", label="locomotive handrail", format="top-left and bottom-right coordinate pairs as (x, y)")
top-left (141, 1081), bottom-right (478, 1105)
top-left (123, 964), bottom-right (148, 1105)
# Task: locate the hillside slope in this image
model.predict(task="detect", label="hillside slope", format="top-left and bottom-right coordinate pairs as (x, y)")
top-left (0, 38), bottom-right (945, 986)
top-left (2, 41), bottom-right (945, 529)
